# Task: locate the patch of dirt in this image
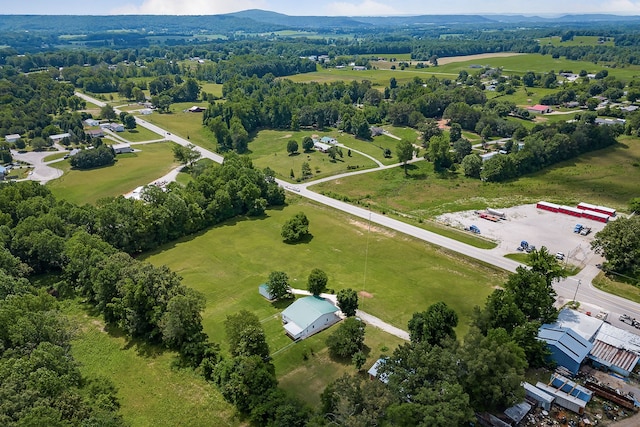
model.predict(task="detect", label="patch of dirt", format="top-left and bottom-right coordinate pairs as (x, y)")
top-left (358, 291), bottom-right (373, 299)
top-left (311, 134), bottom-right (319, 139)
top-left (91, 319), bottom-right (107, 332)
top-left (437, 119), bottom-right (449, 130)
top-left (281, 134), bottom-right (293, 139)
top-left (348, 219), bottom-right (396, 238)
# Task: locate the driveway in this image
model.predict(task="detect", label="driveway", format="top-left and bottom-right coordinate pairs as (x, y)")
top-left (11, 147), bottom-right (64, 184)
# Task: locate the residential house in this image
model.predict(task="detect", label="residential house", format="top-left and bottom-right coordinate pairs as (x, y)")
top-left (49, 133), bottom-right (71, 142)
top-left (527, 104), bottom-right (552, 114)
top-left (4, 134), bottom-right (21, 143)
top-left (0, 165), bottom-right (6, 180)
top-left (320, 136), bottom-right (337, 144)
top-left (112, 143), bottom-right (133, 154)
top-left (84, 118), bottom-right (100, 127)
top-left (281, 296), bottom-right (340, 340)
top-left (313, 142), bottom-right (331, 153)
top-left (86, 129), bottom-right (105, 138)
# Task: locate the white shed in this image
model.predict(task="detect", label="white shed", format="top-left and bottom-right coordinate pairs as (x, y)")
top-left (112, 143), bottom-right (133, 154)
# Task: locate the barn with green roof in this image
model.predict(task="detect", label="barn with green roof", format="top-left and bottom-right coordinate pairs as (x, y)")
top-left (281, 296), bottom-right (340, 340)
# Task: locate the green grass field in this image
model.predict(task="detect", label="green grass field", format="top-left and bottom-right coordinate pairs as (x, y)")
top-left (200, 83), bottom-right (224, 98)
top-left (142, 197), bottom-right (503, 401)
top-left (43, 152), bottom-right (68, 162)
top-left (593, 272), bottom-right (640, 303)
top-left (537, 36), bottom-right (614, 47)
top-left (47, 142), bottom-right (178, 205)
top-left (247, 129), bottom-right (378, 181)
top-left (310, 136), bottom-right (640, 218)
top-left (117, 126), bottom-right (163, 142)
top-left (139, 106), bottom-right (218, 152)
top-left (63, 302), bottom-right (239, 427)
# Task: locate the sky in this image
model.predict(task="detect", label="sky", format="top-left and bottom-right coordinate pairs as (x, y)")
top-left (4, 0), bottom-right (640, 16)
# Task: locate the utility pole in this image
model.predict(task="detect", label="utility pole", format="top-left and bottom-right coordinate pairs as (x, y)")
top-left (573, 279), bottom-right (582, 302)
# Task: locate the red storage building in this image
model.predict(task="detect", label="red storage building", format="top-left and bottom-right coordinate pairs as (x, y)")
top-left (581, 210), bottom-right (609, 223)
top-left (559, 205), bottom-right (584, 217)
top-left (537, 201), bottom-right (560, 212)
top-left (577, 202), bottom-right (616, 217)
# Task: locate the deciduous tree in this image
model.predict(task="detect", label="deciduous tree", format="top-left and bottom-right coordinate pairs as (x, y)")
top-left (408, 301), bottom-right (458, 345)
top-left (337, 288), bottom-right (358, 317)
top-left (266, 271), bottom-right (292, 300)
top-left (326, 317), bottom-right (365, 358)
top-left (396, 140), bottom-right (414, 176)
top-left (281, 212), bottom-right (310, 243)
top-left (307, 268), bottom-right (328, 295)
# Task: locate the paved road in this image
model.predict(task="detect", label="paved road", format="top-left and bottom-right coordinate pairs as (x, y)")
top-left (10, 146), bottom-right (64, 184)
top-left (74, 91), bottom-right (640, 327)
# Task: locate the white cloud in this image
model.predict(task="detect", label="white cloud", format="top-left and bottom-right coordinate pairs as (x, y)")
top-left (112, 0), bottom-right (267, 15)
top-left (325, 1), bottom-right (400, 16)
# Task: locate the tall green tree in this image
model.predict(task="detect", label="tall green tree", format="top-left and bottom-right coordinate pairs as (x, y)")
top-left (591, 216), bottom-right (640, 276)
top-left (326, 317), bottom-right (366, 358)
top-left (396, 140), bottom-right (414, 176)
top-left (281, 212), bottom-right (309, 243)
top-left (224, 310), bottom-right (270, 360)
top-left (461, 154), bottom-right (482, 178)
top-left (461, 328), bottom-right (527, 412)
top-left (408, 301), bottom-right (458, 345)
top-left (286, 139), bottom-right (299, 155)
top-left (337, 288), bottom-right (358, 317)
top-left (307, 268), bottom-right (328, 296)
top-left (266, 271), bottom-right (292, 300)
top-left (427, 134), bottom-right (452, 171)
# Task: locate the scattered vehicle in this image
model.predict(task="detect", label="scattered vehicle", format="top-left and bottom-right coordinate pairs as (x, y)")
top-left (468, 225), bottom-right (480, 234)
top-left (525, 244), bottom-right (536, 253)
top-left (580, 227), bottom-right (591, 236)
top-left (619, 314), bottom-right (636, 325)
top-left (517, 240), bottom-right (529, 251)
top-left (574, 224), bottom-right (583, 233)
top-left (555, 252), bottom-right (565, 260)
top-left (595, 311), bottom-right (609, 322)
top-left (63, 154), bottom-right (69, 159)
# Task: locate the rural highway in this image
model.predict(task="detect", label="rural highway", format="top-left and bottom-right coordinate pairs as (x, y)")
top-left (74, 92), bottom-right (640, 328)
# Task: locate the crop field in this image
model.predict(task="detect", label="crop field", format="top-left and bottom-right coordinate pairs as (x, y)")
top-left (64, 302), bottom-right (239, 427)
top-left (310, 136), bottom-right (640, 218)
top-left (247, 129), bottom-right (378, 180)
top-left (47, 141), bottom-right (178, 205)
top-left (143, 197), bottom-right (503, 401)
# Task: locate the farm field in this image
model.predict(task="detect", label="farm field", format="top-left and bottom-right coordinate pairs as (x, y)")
top-left (142, 196), bottom-right (503, 401)
top-left (47, 141), bottom-right (178, 205)
top-left (537, 35), bottom-right (614, 47)
top-left (64, 302), bottom-right (239, 427)
top-left (247, 129), bottom-right (379, 180)
top-left (310, 136), bottom-right (640, 218)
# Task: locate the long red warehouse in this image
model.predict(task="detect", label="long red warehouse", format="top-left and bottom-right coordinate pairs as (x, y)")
top-left (577, 202), bottom-right (616, 217)
top-left (537, 201), bottom-right (560, 212)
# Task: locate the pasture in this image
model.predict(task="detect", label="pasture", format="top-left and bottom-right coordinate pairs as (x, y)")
top-left (47, 141), bottom-right (178, 205)
top-left (247, 129), bottom-right (378, 180)
top-left (310, 136), bottom-right (640, 218)
top-left (65, 303), bottom-right (239, 427)
top-left (143, 196), bottom-right (503, 401)
top-left (139, 105), bottom-right (218, 152)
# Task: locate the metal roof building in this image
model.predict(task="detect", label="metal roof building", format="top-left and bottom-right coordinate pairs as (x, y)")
top-left (538, 325), bottom-right (593, 375)
top-left (554, 308), bottom-right (604, 342)
top-left (281, 296), bottom-right (339, 340)
top-left (588, 322), bottom-right (640, 377)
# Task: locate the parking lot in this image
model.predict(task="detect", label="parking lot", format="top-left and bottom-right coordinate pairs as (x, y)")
top-left (437, 204), bottom-right (608, 266)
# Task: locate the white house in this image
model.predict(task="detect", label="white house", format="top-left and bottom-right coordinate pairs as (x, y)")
top-left (112, 143), bottom-right (133, 154)
top-left (313, 142), bottom-right (331, 153)
top-left (84, 118), bottom-right (100, 127)
top-left (4, 134), bottom-right (21, 143)
top-left (49, 133), bottom-right (71, 142)
top-left (480, 151), bottom-right (499, 162)
top-left (281, 296), bottom-right (340, 340)
top-left (140, 108), bottom-right (153, 115)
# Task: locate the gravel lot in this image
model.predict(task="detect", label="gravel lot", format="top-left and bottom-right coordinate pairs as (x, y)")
top-left (437, 204), bottom-right (608, 265)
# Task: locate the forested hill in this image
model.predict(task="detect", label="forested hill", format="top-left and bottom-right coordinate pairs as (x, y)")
top-left (2, 11), bottom-right (640, 35)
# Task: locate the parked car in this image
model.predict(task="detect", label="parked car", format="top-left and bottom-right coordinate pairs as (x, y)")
top-left (580, 227), bottom-right (591, 236)
top-left (555, 252), bottom-right (565, 260)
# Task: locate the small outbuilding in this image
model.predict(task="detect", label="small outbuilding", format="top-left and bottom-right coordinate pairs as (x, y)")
top-left (281, 296), bottom-right (339, 340)
top-left (524, 382), bottom-right (555, 411)
top-left (258, 284), bottom-right (276, 301)
top-left (367, 358), bottom-right (389, 383)
top-left (112, 143), bottom-right (133, 154)
top-left (187, 106), bottom-right (206, 113)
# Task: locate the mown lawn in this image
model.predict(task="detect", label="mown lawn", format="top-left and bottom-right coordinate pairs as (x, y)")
top-left (118, 126), bottom-right (163, 142)
top-left (248, 129), bottom-right (378, 181)
top-left (310, 137), bottom-right (640, 218)
top-left (139, 106), bottom-right (218, 152)
top-left (142, 197), bottom-right (504, 401)
top-left (63, 302), bottom-right (239, 427)
top-left (47, 142), bottom-right (178, 205)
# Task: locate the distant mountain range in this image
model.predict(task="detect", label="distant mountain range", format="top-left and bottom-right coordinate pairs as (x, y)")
top-left (1, 10), bottom-right (640, 34)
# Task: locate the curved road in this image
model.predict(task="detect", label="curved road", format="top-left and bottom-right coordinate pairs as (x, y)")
top-left (74, 91), bottom-right (640, 326)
